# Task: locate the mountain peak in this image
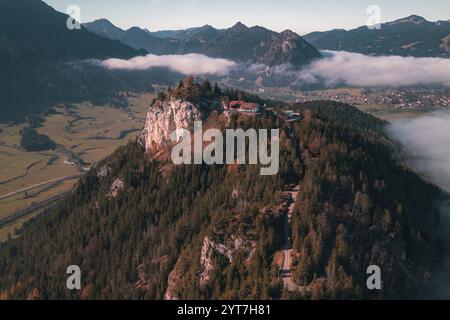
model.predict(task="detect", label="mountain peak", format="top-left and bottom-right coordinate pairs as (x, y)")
top-left (280, 29), bottom-right (299, 37)
top-left (90, 18), bottom-right (113, 25)
top-left (389, 15), bottom-right (428, 25)
top-left (84, 18), bottom-right (122, 30)
top-left (83, 18), bottom-right (126, 40)
top-left (230, 22), bottom-right (248, 30)
top-left (126, 26), bottom-right (147, 34)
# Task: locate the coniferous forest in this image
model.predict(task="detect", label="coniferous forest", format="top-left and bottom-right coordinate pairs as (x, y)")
top-left (0, 88), bottom-right (445, 300)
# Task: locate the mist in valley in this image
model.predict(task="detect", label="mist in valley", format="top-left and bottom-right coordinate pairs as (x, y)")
top-left (387, 111), bottom-right (450, 298)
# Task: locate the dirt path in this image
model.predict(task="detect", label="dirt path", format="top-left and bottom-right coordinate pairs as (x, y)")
top-left (0, 174), bottom-right (81, 200)
top-left (280, 185), bottom-right (300, 291)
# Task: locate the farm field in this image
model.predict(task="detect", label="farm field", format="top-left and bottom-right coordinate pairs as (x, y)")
top-left (0, 92), bottom-right (154, 241)
top-left (355, 104), bottom-right (449, 122)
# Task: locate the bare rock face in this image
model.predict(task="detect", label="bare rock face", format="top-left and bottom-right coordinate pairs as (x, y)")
top-left (139, 98), bottom-right (201, 157)
top-left (199, 236), bottom-right (255, 285)
top-left (97, 165), bottom-right (111, 179)
top-left (164, 268), bottom-right (182, 300)
top-left (200, 236), bottom-right (233, 285)
top-left (107, 178), bottom-right (124, 198)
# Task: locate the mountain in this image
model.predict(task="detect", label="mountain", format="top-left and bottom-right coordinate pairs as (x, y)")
top-left (176, 22), bottom-right (321, 67)
top-left (304, 15), bottom-right (450, 58)
top-left (149, 26), bottom-right (211, 40)
top-left (84, 20), bottom-right (179, 55)
top-left (0, 79), bottom-right (445, 299)
top-left (118, 27), bottom-right (180, 55)
top-left (84, 20), bottom-right (321, 67)
top-left (81, 18), bottom-right (126, 41)
top-left (0, 0), bottom-right (140, 68)
top-left (0, 0), bottom-right (172, 122)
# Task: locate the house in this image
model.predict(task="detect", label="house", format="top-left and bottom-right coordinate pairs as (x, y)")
top-left (227, 101), bottom-right (261, 113)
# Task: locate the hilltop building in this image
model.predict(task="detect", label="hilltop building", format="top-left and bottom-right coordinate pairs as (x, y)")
top-left (224, 100), bottom-right (262, 114)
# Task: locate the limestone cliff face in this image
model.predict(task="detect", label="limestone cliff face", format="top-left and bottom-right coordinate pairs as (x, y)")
top-left (139, 98), bottom-right (201, 157)
top-left (199, 236), bottom-right (255, 286)
top-left (163, 268), bottom-right (182, 300)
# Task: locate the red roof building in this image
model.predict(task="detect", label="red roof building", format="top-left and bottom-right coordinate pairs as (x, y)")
top-left (227, 101), bottom-right (261, 113)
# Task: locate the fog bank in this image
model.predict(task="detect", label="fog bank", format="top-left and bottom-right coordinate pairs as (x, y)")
top-left (298, 51), bottom-right (450, 87)
top-left (100, 53), bottom-right (237, 76)
top-left (387, 111), bottom-right (450, 193)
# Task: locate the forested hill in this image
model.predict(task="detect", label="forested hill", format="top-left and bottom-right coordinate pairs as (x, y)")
top-left (0, 88), bottom-right (444, 299)
top-left (0, 0), bottom-right (154, 122)
top-left (0, 0), bottom-right (140, 68)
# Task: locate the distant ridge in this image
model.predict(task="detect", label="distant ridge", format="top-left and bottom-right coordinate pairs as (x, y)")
top-left (304, 15), bottom-right (450, 58)
top-left (85, 19), bottom-right (321, 67)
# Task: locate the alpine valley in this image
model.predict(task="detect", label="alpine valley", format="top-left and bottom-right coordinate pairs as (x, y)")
top-left (0, 0), bottom-right (450, 301)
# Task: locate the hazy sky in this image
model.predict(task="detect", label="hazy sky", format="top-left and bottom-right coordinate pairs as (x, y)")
top-left (44, 0), bottom-right (450, 34)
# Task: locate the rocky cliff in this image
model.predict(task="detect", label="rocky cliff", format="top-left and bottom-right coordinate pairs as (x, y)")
top-left (138, 77), bottom-right (227, 158)
top-left (139, 97), bottom-right (201, 157)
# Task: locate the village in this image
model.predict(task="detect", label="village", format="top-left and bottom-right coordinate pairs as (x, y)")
top-left (292, 87), bottom-right (450, 109)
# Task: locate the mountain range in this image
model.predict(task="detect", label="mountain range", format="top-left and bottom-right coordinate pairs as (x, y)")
top-left (304, 15), bottom-right (450, 58)
top-left (84, 19), bottom-right (321, 67)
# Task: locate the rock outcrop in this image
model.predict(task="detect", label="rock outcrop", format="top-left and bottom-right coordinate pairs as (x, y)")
top-left (107, 178), bottom-right (124, 198)
top-left (96, 165), bottom-right (111, 178)
top-left (139, 98), bottom-right (201, 158)
top-left (199, 236), bottom-right (255, 285)
top-left (164, 268), bottom-right (182, 300)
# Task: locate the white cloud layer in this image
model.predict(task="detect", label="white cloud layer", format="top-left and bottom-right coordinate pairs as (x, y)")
top-left (100, 53), bottom-right (237, 76)
top-left (387, 111), bottom-right (450, 193)
top-left (298, 51), bottom-right (450, 87)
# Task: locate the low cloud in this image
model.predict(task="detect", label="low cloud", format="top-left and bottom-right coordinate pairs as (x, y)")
top-left (388, 111), bottom-right (450, 299)
top-left (298, 51), bottom-right (450, 87)
top-left (387, 112), bottom-right (450, 299)
top-left (387, 111), bottom-right (450, 193)
top-left (100, 51), bottom-right (450, 87)
top-left (100, 53), bottom-right (237, 76)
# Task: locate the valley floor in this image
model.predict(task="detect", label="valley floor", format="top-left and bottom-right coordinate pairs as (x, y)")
top-left (0, 88), bottom-right (445, 244)
top-left (0, 92), bottom-right (155, 241)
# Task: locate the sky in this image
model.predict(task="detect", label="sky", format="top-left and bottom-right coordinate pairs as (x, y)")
top-left (44, 0), bottom-right (450, 35)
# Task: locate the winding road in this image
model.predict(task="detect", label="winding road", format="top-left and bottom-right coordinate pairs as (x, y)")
top-left (280, 185), bottom-right (300, 291)
top-left (0, 174), bottom-right (81, 200)
top-left (0, 174), bottom-right (83, 229)
top-left (0, 190), bottom-right (70, 228)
